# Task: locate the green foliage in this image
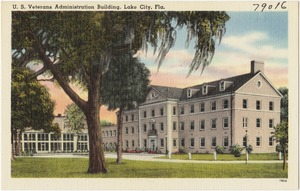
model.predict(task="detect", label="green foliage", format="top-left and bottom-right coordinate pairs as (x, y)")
top-left (100, 120), bottom-right (114, 127)
top-left (229, 144), bottom-right (244, 157)
top-left (272, 120), bottom-right (288, 152)
top-left (101, 53), bottom-right (150, 111)
top-left (215, 145), bottom-right (225, 154)
top-left (64, 103), bottom-right (86, 134)
top-left (11, 65), bottom-right (55, 132)
top-left (12, 158), bottom-right (287, 178)
top-left (246, 145), bottom-right (253, 154)
top-left (278, 87), bottom-right (288, 121)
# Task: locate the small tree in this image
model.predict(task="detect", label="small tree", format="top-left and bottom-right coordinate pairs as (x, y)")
top-left (101, 53), bottom-right (150, 164)
top-left (215, 145), bottom-right (225, 154)
top-left (272, 120), bottom-right (288, 170)
top-left (64, 103), bottom-right (86, 134)
top-left (229, 144), bottom-right (244, 157)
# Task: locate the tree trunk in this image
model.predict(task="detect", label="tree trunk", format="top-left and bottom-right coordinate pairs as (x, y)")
top-left (283, 148), bottom-right (286, 170)
top-left (85, 88), bottom-right (107, 173)
top-left (116, 107), bottom-right (124, 164)
top-left (16, 131), bottom-right (22, 156)
top-left (11, 128), bottom-right (15, 161)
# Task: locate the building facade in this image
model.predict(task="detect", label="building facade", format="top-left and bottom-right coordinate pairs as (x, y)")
top-left (122, 61), bottom-right (282, 154)
top-left (20, 114), bottom-right (117, 154)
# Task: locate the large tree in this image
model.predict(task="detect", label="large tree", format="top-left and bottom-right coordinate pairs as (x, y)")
top-left (272, 120), bottom-right (288, 170)
top-left (12, 11), bottom-right (229, 173)
top-left (11, 64), bottom-right (56, 160)
top-left (101, 53), bottom-right (150, 164)
top-left (278, 87), bottom-right (288, 121)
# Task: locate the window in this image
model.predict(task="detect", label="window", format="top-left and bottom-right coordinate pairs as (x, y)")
top-left (180, 122), bottom-right (185, 131)
top-left (131, 127), bottom-right (135, 134)
top-left (160, 123), bottom-right (164, 132)
top-left (269, 119), bottom-right (274, 128)
top-left (180, 106), bottom-right (185, 115)
top-left (200, 120), bottom-right (205, 130)
top-left (220, 81), bottom-right (225, 91)
top-left (160, 138), bottom-right (164, 147)
top-left (173, 106), bottom-right (176, 115)
top-left (190, 138), bottom-right (195, 148)
top-left (125, 115), bottom-right (128, 122)
top-left (211, 101), bottom-right (216, 111)
top-left (151, 109), bottom-right (155, 117)
top-left (110, 131), bottom-right (112, 137)
top-left (211, 119), bottom-right (217, 129)
top-left (200, 137), bottom-right (205, 148)
top-left (63, 134), bottom-right (73, 141)
top-left (143, 124), bottom-right (147, 133)
top-left (223, 117), bottom-right (229, 128)
top-left (269, 137), bottom-right (274, 146)
top-left (114, 130), bottom-right (117, 137)
top-left (256, 118), bottom-right (261, 128)
top-left (125, 140), bottom-right (129, 148)
top-left (223, 99), bottom-right (229, 109)
top-left (180, 138), bottom-right (185, 147)
top-left (29, 133), bottom-right (36, 141)
top-left (190, 105), bottom-right (194, 113)
top-left (160, 108), bottom-right (164, 116)
top-left (173, 121), bottom-right (177, 131)
top-left (38, 133), bottom-right (49, 141)
top-left (223, 137), bottom-right (229, 147)
top-left (243, 117), bottom-right (248, 128)
top-left (243, 136), bottom-right (247, 147)
top-left (200, 102), bottom-right (205, 112)
top-left (202, 85), bottom-right (208, 95)
top-left (243, 99), bottom-right (248, 109)
top-left (24, 134), bottom-right (28, 141)
top-left (132, 140), bottom-right (135, 147)
top-left (257, 80), bottom-right (262, 87)
top-left (269, 101), bottom-right (274, 111)
top-left (143, 111), bottom-right (147, 118)
top-left (106, 131), bottom-right (108, 137)
top-left (256, 137), bottom-right (261, 147)
top-left (190, 121), bottom-right (195, 130)
top-left (173, 139), bottom-right (177, 147)
top-left (211, 137), bottom-right (217, 147)
top-left (125, 127), bottom-right (128, 134)
top-left (143, 139), bottom-right (147, 147)
top-left (187, 89), bottom-right (193, 98)
top-left (131, 114), bottom-right (134, 121)
top-left (256, 100), bottom-right (261, 110)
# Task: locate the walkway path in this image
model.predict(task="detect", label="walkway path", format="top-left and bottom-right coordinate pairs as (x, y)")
top-left (31, 153), bottom-right (285, 164)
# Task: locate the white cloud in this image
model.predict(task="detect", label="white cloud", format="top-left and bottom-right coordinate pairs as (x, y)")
top-left (221, 31), bottom-right (288, 60)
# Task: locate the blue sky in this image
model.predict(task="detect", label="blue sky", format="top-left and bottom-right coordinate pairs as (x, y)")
top-left (139, 11), bottom-right (288, 89)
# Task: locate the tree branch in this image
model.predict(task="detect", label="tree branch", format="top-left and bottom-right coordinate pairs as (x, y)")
top-left (29, 29), bottom-right (87, 111)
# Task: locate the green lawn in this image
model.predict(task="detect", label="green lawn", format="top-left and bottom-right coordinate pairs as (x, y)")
top-left (159, 153), bottom-right (287, 161)
top-left (12, 157), bottom-right (287, 178)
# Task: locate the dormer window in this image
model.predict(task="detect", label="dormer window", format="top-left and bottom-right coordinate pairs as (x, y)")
top-left (187, 89), bottom-right (192, 98)
top-left (202, 85), bottom-right (208, 95)
top-left (220, 81), bottom-right (225, 91)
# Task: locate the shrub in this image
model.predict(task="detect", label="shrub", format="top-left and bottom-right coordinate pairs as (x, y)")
top-left (215, 145), bottom-right (225, 154)
top-left (246, 145), bottom-right (253, 154)
top-left (229, 144), bottom-right (244, 157)
top-left (179, 146), bottom-right (186, 154)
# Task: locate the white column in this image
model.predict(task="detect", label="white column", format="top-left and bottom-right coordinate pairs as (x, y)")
top-left (48, 133), bottom-right (51, 152)
top-left (138, 107), bottom-right (142, 149)
top-left (61, 134), bottom-right (64, 152)
top-left (21, 133), bottom-right (25, 152)
top-left (166, 102), bottom-right (172, 159)
top-left (74, 134), bottom-right (78, 151)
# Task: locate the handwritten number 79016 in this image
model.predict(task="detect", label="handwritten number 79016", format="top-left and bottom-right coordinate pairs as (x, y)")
top-left (253, 1), bottom-right (286, 12)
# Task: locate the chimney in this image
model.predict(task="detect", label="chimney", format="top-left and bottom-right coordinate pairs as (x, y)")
top-left (251, 60), bottom-right (264, 75)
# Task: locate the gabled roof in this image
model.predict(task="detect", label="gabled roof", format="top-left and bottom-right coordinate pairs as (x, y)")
top-left (150, 85), bottom-right (183, 100)
top-left (180, 73), bottom-right (253, 100)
